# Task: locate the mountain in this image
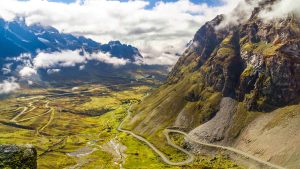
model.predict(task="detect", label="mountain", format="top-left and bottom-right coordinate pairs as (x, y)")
top-left (124, 1), bottom-right (300, 168)
top-left (0, 18), bottom-right (169, 85)
top-left (0, 18), bottom-right (141, 61)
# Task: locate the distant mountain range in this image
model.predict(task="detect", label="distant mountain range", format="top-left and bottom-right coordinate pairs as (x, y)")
top-left (0, 18), bottom-right (168, 85)
top-left (0, 18), bottom-right (142, 62)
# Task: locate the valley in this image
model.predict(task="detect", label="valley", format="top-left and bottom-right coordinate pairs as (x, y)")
top-left (0, 82), bottom-right (241, 169)
top-left (0, 0), bottom-right (299, 169)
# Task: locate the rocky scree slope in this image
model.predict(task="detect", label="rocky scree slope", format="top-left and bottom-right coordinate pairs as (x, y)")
top-left (124, 1), bottom-right (300, 168)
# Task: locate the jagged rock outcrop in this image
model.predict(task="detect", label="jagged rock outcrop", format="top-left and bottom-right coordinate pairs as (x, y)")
top-left (125, 0), bottom-right (300, 168)
top-left (0, 144), bottom-right (37, 169)
top-left (169, 5), bottom-right (300, 111)
top-left (126, 0), bottom-right (300, 135)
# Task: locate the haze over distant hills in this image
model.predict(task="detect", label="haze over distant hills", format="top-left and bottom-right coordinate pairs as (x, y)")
top-left (0, 18), bottom-right (168, 90)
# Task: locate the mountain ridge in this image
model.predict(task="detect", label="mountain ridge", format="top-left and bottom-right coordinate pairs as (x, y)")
top-left (0, 18), bottom-right (170, 86)
top-left (0, 18), bottom-right (142, 62)
top-left (124, 0), bottom-right (300, 168)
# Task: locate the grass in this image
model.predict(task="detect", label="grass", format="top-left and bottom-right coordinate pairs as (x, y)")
top-left (121, 133), bottom-right (180, 169)
top-left (241, 42), bottom-right (256, 53)
top-left (169, 132), bottom-right (185, 147)
top-left (241, 40), bottom-right (283, 57)
top-left (0, 83), bottom-right (243, 168)
top-left (188, 154), bottom-right (244, 169)
top-left (217, 47), bottom-right (235, 56)
top-left (80, 97), bottom-right (120, 111)
top-left (241, 65), bottom-right (254, 77)
top-left (264, 104), bottom-right (300, 130)
top-left (0, 84), bottom-right (154, 168)
top-left (227, 103), bottom-right (261, 140)
top-left (253, 42), bottom-right (280, 57)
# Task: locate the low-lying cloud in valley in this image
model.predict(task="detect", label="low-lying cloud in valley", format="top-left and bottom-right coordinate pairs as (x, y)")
top-left (0, 78), bottom-right (20, 94)
top-left (15, 50), bottom-right (129, 78)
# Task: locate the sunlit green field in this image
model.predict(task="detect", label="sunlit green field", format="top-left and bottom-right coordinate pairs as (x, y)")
top-left (0, 83), bottom-right (241, 169)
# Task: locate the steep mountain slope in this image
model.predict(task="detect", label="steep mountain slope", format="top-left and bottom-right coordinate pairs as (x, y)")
top-left (124, 0), bottom-right (300, 168)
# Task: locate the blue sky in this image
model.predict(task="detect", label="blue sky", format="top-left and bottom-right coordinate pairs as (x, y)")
top-left (49, 0), bottom-right (222, 8)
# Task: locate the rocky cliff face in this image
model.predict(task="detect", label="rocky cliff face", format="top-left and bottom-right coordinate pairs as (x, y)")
top-left (0, 144), bottom-right (37, 169)
top-left (169, 9), bottom-right (300, 111)
top-left (127, 0), bottom-right (300, 133)
top-left (125, 1), bottom-right (300, 168)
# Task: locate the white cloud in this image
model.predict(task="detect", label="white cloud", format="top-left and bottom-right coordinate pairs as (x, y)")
top-left (0, 0), bottom-right (243, 65)
top-left (259, 0), bottom-right (300, 20)
top-left (79, 65), bottom-right (85, 70)
top-left (27, 80), bottom-right (33, 85)
top-left (32, 50), bottom-right (128, 69)
top-left (88, 52), bottom-right (129, 66)
top-left (47, 69), bottom-right (60, 74)
top-left (216, 0), bottom-right (261, 29)
top-left (11, 50), bottom-right (129, 78)
top-left (2, 63), bottom-right (12, 74)
top-left (0, 78), bottom-right (20, 94)
top-left (19, 66), bottom-right (37, 77)
top-left (1, 0), bottom-right (293, 65)
top-left (33, 50), bottom-right (86, 68)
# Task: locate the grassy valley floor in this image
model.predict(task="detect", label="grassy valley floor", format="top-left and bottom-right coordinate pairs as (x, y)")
top-left (0, 83), bottom-right (241, 169)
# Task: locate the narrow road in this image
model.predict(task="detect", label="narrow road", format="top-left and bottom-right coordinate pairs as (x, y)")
top-left (166, 129), bottom-right (285, 169)
top-left (10, 107), bottom-right (28, 122)
top-left (11, 101), bottom-right (36, 122)
top-left (118, 106), bottom-right (286, 169)
top-left (18, 102), bottom-right (52, 123)
top-left (117, 106), bottom-right (194, 165)
top-left (38, 106), bottom-right (54, 132)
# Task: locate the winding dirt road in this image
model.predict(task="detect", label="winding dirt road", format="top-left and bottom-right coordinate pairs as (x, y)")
top-left (117, 106), bottom-right (194, 165)
top-left (10, 101), bottom-right (36, 122)
top-left (37, 105), bottom-right (54, 132)
top-left (118, 106), bottom-right (286, 169)
top-left (15, 101), bottom-right (51, 123)
top-left (165, 129), bottom-right (286, 169)
top-left (8, 86), bottom-right (286, 168)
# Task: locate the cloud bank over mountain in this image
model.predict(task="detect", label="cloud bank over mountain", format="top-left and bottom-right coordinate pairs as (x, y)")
top-left (259, 0), bottom-right (300, 20)
top-left (0, 0), bottom-right (243, 65)
top-left (13, 50), bottom-right (129, 79)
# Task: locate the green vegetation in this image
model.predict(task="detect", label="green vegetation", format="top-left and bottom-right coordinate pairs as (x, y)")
top-left (169, 132), bottom-right (185, 147)
top-left (0, 84), bottom-right (156, 168)
top-left (0, 83), bottom-right (242, 168)
top-left (167, 132), bottom-right (244, 169)
top-left (241, 42), bottom-right (256, 53)
top-left (188, 155), bottom-right (244, 169)
top-left (241, 65), bottom-right (254, 77)
top-left (222, 35), bottom-right (233, 45)
top-left (239, 36), bottom-right (248, 45)
top-left (264, 105), bottom-right (300, 130)
top-left (216, 34), bottom-right (235, 57)
top-left (217, 47), bottom-right (235, 56)
top-left (228, 103), bottom-right (261, 139)
top-left (241, 40), bottom-right (282, 57)
top-left (253, 41), bottom-right (282, 57)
